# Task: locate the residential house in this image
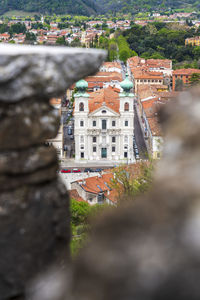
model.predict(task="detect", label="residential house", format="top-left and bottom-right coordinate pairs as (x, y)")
top-left (185, 36), bottom-right (200, 46)
top-left (71, 173), bottom-right (116, 205)
top-left (172, 69), bottom-right (200, 90)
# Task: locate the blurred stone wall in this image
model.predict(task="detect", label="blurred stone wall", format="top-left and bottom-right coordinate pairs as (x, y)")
top-left (0, 45), bottom-right (106, 300)
top-left (68, 87), bottom-right (200, 300)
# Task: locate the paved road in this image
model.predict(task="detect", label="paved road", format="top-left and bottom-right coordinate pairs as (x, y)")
top-left (134, 105), bottom-right (148, 159)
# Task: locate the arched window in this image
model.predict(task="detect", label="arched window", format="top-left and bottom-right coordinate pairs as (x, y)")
top-left (124, 102), bottom-right (129, 111)
top-left (79, 102), bottom-right (84, 111)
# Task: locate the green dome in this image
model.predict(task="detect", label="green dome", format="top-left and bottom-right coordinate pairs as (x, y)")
top-left (120, 73), bottom-right (133, 92)
top-left (76, 79), bottom-right (88, 91)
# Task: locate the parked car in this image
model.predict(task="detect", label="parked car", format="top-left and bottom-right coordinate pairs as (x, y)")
top-left (72, 168), bottom-right (81, 173)
top-left (134, 149), bottom-right (139, 155)
top-left (135, 154), bottom-right (140, 160)
top-left (67, 128), bottom-right (72, 135)
top-left (60, 169), bottom-right (71, 173)
top-left (94, 168), bottom-right (102, 172)
top-left (84, 168), bottom-right (94, 173)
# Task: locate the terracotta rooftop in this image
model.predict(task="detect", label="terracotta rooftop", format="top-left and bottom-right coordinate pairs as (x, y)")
top-left (128, 56), bottom-right (172, 70)
top-left (157, 91), bottom-right (179, 99)
top-left (89, 87), bottom-right (120, 114)
top-left (138, 84), bottom-right (157, 100)
top-left (132, 68), bottom-right (163, 80)
top-left (76, 173), bottom-right (114, 194)
top-left (102, 61), bottom-right (122, 69)
top-left (85, 71), bottom-right (122, 82)
top-left (148, 116), bottom-right (162, 136)
top-left (146, 58), bottom-right (172, 69)
top-left (173, 69), bottom-right (200, 75)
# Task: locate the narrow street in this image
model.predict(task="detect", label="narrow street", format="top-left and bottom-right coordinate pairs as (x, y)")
top-left (134, 105), bottom-right (148, 159)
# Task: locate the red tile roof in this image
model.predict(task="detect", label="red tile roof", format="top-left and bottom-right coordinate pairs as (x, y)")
top-left (89, 87), bottom-right (120, 114)
top-left (148, 117), bottom-right (162, 136)
top-left (76, 173), bottom-right (114, 195)
top-left (132, 68), bottom-right (163, 80)
top-left (173, 69), bottom-right (200, 75)
top-left (128, 56), bottom-right (172, 70)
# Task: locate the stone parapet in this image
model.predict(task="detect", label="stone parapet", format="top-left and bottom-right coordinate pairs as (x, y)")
top-left (0, 44), bottom-right (106, 299)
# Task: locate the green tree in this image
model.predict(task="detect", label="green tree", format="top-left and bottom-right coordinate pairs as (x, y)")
top-left (111, 161), bottom-right (154, 201)
top-left (70, 199), bottom-right (91, 226)
top-left (25, 32), bottom-right (36, 44)
top-left (175, 78), bottom-right (184, 91)
top-left (70, 37), bottom-right (82, 47)
top-left (56, 36), bottom-right (68, 45)
top-left (109, 42), bottom-right (118, 61)
top-left (193, 47), bottom-right (200, 60)
top-left (119, 48), bottom-right (129, 62)
top-left (189, 73), bottom-right (200, 86)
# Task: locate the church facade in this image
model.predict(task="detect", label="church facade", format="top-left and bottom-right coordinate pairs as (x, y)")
top-left (74, 76), bottom-right (135, 164)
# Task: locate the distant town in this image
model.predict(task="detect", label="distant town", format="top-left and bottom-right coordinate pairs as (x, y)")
top-left (1, 10), bottom-right (200, 205)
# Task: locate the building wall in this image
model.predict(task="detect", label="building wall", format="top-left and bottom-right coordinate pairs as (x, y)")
top-left (172, 74), bottom-right (189, 90)
top-left (134, 78), bottom-right (164, 94)
top-left (74, 93), bottom-right (135, 164)
top-left (71, 182), bottom-right (99, 205)
top-left (152, 136), bottom-right (163, 159)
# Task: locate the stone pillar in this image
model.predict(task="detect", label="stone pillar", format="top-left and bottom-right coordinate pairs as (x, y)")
top-left (0, 44), bottom-right (106, 300)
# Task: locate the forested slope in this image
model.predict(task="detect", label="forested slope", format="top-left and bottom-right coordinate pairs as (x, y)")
top-left (0, 0), bottom-right (100, 16)
top-left (94, 0), bottom-right (199, 14)
top-left (0, 0), bottom-right (198, 16)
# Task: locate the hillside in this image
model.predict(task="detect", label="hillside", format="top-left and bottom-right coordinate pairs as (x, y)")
top-left (0, 0), bottom-right (100, 16)
top-left (94, 0), bottom-right (199, 14)
top-left (0, 0), bottom-right (198, 16)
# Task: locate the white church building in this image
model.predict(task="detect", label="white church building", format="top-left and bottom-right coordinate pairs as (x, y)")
top-left (74, 75), bottom-right (135, 164)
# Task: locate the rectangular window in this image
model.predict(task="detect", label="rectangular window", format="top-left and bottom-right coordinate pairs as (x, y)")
top-left (93, 146), bottom-right (97, 152)
top-left (93, 136), bottom-right (96, 143)
top-left (81, 152), bottom-right (84, 158)
top-left (112, 136), bottom-right (116, 143)
top-left (112, 146), bottom-right (115, 152)
top-left (80, 136), bottom-right (84, 143)
top-left (125, 121), bottom-right (128, 126)
top-left (112, 120), bottom-right (116, 126)
top-left (80, 120), bottom-right (84, 127)
top-left (93, 120), bottom-right (96, 126)
top-left (102, 119), bottom-right (107, 130)
top-left (124, 152), bottom-right (128, 158)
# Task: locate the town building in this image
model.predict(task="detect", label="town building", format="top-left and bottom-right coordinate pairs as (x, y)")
top-left (127, 56), bottom-right (173, 77)
top-left (100, 62), bottom-right (122, 73)
top-left (136, 84), bottom-right (177, 159)
top-left (132, 69), bottom-right (164, 94)
top-left (185, 36), bottom-right (200, 46)
top-left (71, 173), bottom-right (116, 205)
top-left (140, 98), bottom-right (164, 159)
top-left (172, 69), bottom-right (200, 90)
top-left (47, 98), bottom-right (63, 158)
top-left (73, 75), bottom-right (135, 164)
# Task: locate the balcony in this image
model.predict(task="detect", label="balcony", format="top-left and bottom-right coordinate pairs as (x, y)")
top-left (87, 129), bottom-right (101, 135)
